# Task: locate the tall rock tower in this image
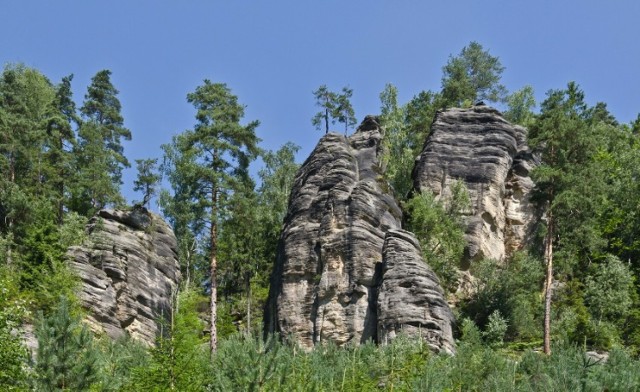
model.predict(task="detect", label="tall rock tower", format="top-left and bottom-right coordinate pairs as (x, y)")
top-left (265, 117), bottom-right (455, 353)
top-left (413, 105), bottom-right (539, 268)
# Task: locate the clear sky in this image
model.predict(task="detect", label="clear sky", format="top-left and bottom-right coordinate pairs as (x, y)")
top-left (2, 1), bottom-right (639, 204)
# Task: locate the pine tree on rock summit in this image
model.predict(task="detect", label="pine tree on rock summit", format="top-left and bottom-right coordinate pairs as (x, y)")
top-left (72, 70), bottom-right (130, 215)
top-left (312, 85), bottom-right (356, 135)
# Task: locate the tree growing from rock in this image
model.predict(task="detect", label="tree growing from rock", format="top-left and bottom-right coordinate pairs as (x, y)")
top-left (334, 87), bottom-right (356, 135)
top-left (312, 85), bottom-right (336, 134)
top-left (312, 85), bottom-right (356, 134)
top-left (72, 70), bottom-right (130, 215)
top-left (133, 158), bottom-right (161, 208)
top-left (161, 80), bottom-right (260, 353)
top-left (441, 41), bottom-right (507, 107)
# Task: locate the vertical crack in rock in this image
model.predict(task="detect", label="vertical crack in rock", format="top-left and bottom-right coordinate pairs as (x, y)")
top-left (67, 207), bottom-right (181, 346)
top-left (266, 116), bottom-right (454, 353)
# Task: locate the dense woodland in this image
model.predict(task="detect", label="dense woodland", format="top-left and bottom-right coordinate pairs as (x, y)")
top-left (1, 42), bottom-right (640, 390)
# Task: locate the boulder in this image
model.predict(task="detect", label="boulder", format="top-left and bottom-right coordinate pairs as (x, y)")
top-left (68, 207), bottom-right (181, 345)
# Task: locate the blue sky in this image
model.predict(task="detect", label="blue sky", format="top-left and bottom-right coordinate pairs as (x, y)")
top-left (2, 1), bottom-right (639, 204)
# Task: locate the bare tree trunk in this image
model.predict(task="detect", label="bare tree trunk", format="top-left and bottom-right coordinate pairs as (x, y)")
top-left (6, 154), bottom-right (15, 265)
top-left (209, 190), bottom-right (218, 354)
top-left (325, 108), bottom-right (329, 134)
top-left (543, 208), bottom-right (553, 356)
top-left (246, 271), bottom-right (251, 335)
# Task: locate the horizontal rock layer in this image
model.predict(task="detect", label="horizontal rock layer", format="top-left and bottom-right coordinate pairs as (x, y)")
top-left (413, 106), bottom-right (538, 266)
top-left (68, 208), bottom-right (180, 345)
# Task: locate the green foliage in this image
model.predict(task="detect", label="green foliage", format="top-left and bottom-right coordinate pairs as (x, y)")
top-left (218, 178), bottom-right (261, 297)
top-left (441, 41), bottom-right (507, 107)
top-left (203, 336), bottom-right (640, 391)
top-left (257, 142), bottom-right (299, 249)
top-left (334, 87), bottom-right (357, 134)
top-left (528, 82), bottom-right (640, 352)
top-left (379, 83), bottom-right (414, 198)
top-left (133, 158), bottom-right (161, 208)
top-left (161, 80), bottom-right (261, 351)
top-left (483, 310), bottom-right (508, 347)
top-left (459, 318), bottom-right (483, 346)
top-left (34, 296), bottom-right (99, 391)
top-left (584, 255), bottom-right (633, 324)
top-left (72, 69), bottom-right (130, 215)
top-left (161, 80), bottom-right (261, 245)
top-left (311, 85), bottom-right (356, 134)
top-left (128, 289), bottom-right (211, 391)
top-left (529, 82), bottom-right (603, 252)
top-left (92, 336), bottom-right (149, 392)
top-left (504, 85), bottom-right (536, 126)
top-left (404, 184), bottom-right (469, 291)
top-left (464, 253), bottom-right (544, 342)
top-left (0, 267), bottom-right (30, 390)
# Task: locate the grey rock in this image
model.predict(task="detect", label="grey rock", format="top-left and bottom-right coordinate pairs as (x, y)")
top-left (67, 208), bottom-right (181, 345)
top-left (266, 117), bottom-right (454, 353)
top-left (377, 229), bottom-right (455, 353)
top-left (413, 106), bottom-right (538, 267)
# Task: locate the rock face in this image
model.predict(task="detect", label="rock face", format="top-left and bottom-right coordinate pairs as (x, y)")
top-left (266, 117), bottom-right (455, 353)
top-left (413, 106), bottom-right (538, 267)
top-left (377, 230), bottom-right (455, 354)
top-left (68, 208), bottom-right (181, 345)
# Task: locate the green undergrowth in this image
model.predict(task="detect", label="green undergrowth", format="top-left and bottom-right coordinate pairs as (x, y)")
top-left (205, 335), bottom-right (640, 391)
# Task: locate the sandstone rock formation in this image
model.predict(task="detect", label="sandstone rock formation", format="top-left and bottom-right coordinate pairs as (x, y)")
top-left (377, 229), bottom-right (455, 354)
top-left (265, 117), bottom-right (455, 353)
top-left (68, 208), bottom-right (181, 345)
top-left (413, 106), bottom-right (538, 267)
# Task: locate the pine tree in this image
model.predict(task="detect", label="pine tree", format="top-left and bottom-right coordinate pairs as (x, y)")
top-left (529, 82), bottom-right (605, 355)
top-left (441, 41), bottom-right (507, 107)
top-left (46, 75), bottom-right (78, 224)
top-left (72, 70), bottom-right (130, 215)
top-left (311, 85), bottom-right (337, 134)
top-left (311, 85), bottom-right (356, 135)
top-left (335, 87), bottom-right (356, 135)
top-left (133, 158), bottom-right (160, 208)
top-left (161, 80), bottom-right (260, 353)
top-left (34, 297), bottom-right (99, 391)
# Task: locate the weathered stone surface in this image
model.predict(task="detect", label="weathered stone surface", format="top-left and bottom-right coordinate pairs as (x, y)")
top-left (413, 106), bottom-right (538, 267)
top-left (67, 208), bottom-right (180, 345)
top-left (377, 229), bottom-right (455, 353)
top-left (266, 117), bottom-right (455, 353)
